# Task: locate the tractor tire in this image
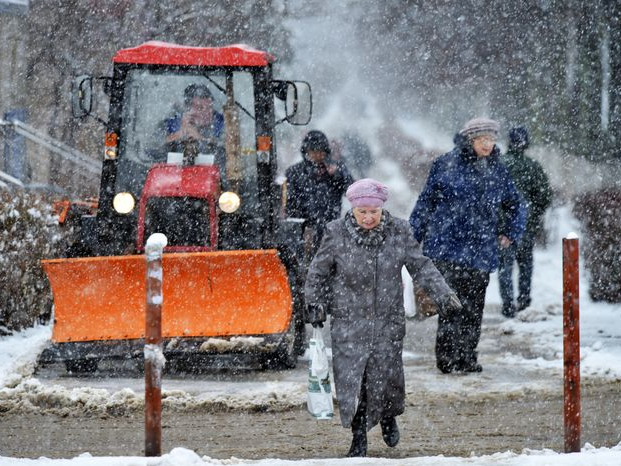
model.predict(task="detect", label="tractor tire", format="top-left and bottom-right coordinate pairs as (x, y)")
top-left (263, 318), bottom-right (298, 370)
top-left (64, 358), bottom-right (99, 374)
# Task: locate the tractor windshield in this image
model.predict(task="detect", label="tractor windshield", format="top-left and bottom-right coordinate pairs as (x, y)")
top-left (115, 69), bottom-right (258, 211)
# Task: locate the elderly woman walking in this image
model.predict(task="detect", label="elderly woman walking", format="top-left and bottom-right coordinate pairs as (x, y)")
top-left (410, 118), bottom-right (526, 374)
top-left (304, 178), bottom-right (462, 457)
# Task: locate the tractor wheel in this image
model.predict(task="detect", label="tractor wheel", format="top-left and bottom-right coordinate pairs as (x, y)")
top-left (263, 318), bottom-right (298, 370)
top-left (272, 341), bottom-right (297, 370)
top-left (64, 358), bottom-right (99, 374)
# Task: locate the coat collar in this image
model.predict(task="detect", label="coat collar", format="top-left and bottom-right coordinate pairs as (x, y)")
top-left (458, 143), bottom-right (501, 166)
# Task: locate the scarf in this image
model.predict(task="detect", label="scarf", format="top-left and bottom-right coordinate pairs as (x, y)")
top-left (344, 210), bottom-right (387, 249)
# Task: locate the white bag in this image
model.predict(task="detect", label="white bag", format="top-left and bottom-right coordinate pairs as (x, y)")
top-left (307, 327), bottom-right (333, 420)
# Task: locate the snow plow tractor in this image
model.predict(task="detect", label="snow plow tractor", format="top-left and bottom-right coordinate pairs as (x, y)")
top-left (39, 41), bottom-right (312, 373)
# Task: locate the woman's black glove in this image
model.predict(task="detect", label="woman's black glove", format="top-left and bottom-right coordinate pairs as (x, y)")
top-left (306, 303), bottom-right (326, 328)
top-left (437, 292), bottom-right (463, 317)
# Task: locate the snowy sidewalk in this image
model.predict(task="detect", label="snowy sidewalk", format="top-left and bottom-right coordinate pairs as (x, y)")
top-left (1, 206), bottom-right (621, 464)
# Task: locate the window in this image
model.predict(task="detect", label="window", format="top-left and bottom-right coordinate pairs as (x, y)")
top-left (115, 69), bottom-right (258, 214)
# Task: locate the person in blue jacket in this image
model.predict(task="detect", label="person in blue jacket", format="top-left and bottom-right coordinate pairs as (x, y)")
top-left (409, 117), bottom-right (526, 374)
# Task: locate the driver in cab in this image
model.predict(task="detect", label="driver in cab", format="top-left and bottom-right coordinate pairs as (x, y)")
top-left (166, 83), bottom-right (224, 152)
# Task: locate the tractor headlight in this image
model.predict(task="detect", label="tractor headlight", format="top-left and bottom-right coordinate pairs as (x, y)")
top-left (218, 191), bottom-right (241, 213)
top-left (113, 192), bottom-right (135, 214)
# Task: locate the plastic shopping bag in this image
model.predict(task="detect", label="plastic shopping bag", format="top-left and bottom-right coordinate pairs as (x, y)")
top-left (307, 327), bottom-right (333, 420)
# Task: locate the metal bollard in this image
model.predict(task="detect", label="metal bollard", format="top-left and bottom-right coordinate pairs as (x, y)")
top-left (562, 233), bottom-right (580, 453)
top-left (145, 233), bottom-right (167, 457)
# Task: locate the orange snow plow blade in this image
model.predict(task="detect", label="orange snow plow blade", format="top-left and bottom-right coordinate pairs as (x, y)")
top-left (42, 250), bottom-right (292, 343)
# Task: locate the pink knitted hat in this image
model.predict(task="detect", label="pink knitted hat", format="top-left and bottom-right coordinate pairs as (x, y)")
top-left (346, 178), bottom-right (389, 208)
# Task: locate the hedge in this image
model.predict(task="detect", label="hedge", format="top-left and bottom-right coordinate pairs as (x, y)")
top-left (0, 188), bottom-right (67, 333)
top-left (573, 189), bottom-right (621, 302)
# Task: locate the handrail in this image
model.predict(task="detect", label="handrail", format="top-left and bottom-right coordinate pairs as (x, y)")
top-left (0, 168), bottom-right (24, 188)
top-left (0, 118), bottom-right (101, 175)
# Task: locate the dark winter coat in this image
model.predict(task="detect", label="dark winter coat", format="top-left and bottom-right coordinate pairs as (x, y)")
top-left (305, 211), bottom-right (454, 429)
top-left (500, 149), bottom-right (552, 237)
top-left (410, 140), bottom-right (526, 272)
top-left (285, 158), bottom-right (354, 229)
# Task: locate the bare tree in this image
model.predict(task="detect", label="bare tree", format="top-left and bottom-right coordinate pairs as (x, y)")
top-left (1, 0), bottom-right (293, 194)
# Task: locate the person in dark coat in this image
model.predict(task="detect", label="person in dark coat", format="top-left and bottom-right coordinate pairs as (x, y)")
top-left (305, 178), bottom-right (462, 457)
top-left (341, 131), bottom-right (374, 178)
top-left (410, 117), bottom-right (526, 374)
top-left (285, 130), bottom-right (354, 259)
top-left (498, 126), bottom-right (553, 317)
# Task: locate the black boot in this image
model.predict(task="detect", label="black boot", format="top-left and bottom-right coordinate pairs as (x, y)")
top-left (458, 355), bottom-right (483, 373)
top-left (437, 360), bottom-right (458, 374)
top-left (346, 426), bottom-right (367, 457)
top-left (501, 303), bottom-right (516, 318)
top-left (461, 361), bottom-right (483, 373)
top-left (380, 417), bottom-right (400, 447)
top-left (347, 405), bottom-right (367, 457)
top-left (517, 296), bottom-right (531, 312)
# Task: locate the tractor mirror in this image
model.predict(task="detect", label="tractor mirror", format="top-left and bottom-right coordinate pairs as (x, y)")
top-left (100, 77), bottom-right (113, 96)
top-left (71, 75), bottom-right (93, 118)
top-left (284, 81), bottom-right (312, 126)
top-left (272, 80), bottom-right (288, 101)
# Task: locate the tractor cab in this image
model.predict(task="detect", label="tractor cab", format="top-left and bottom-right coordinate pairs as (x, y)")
top-left (72, 41), bottom-right (311, 256)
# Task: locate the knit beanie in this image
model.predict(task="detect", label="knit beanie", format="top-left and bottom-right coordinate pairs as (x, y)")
top-left (459, 117), bottom-right (500, 140)
top-left (346, 178), bottom-right (389, 208)
top-left (508, 126), bottom-right (530, 150)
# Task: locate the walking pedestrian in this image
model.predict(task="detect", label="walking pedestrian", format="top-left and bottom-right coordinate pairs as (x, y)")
top-left (285, 130), bottom-right (354, 260)
top-left (498, 126), bottom-right (552, 317)
top-left (305, 178), bottom-right (462, 457)
top-left (410, 118), bottom-right (526, 374)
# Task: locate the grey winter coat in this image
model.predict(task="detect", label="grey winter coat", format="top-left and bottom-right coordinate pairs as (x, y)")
top-left (304, 211), bottom-right (453, 429)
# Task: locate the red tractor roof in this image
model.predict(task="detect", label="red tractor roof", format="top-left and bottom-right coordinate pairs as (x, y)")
top-left (113, 41), bottom-right (275, 67)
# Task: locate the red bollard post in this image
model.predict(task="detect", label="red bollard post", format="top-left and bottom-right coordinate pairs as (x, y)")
top-left (145, 233), bottom-right (167, 457)
top-left (562, 234), bottom-right (580, 453)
